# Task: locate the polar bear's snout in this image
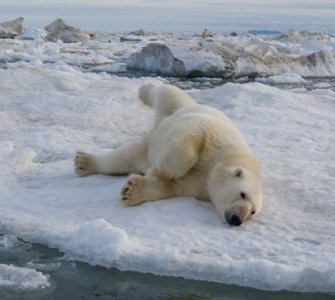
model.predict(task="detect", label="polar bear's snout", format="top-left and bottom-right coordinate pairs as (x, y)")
top-left (225, 200), bottom-right (251, 226)
top-left (225, 212), bottom-right (242, 226)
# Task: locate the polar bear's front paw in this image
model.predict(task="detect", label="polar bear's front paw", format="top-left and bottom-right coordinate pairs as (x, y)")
top-left (120, 175), bottom-right (147, 206)
top-left (75, 151), bottom-right (97, 177)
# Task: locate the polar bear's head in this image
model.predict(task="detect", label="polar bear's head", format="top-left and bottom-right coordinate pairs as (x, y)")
top-left (208, 165), bottom-right (263, 226)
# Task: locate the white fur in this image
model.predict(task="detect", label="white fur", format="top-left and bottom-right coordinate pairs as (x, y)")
top-left (75, 83), bottom-right (263, 226)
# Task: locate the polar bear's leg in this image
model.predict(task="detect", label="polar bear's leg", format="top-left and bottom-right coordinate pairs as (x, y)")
top-left (156, 143), bottom-right (200, 179)
top-left (120, 171), bottom-right (177, 206)
top-left (154, 129), bottom-right (204, 179)
top-left (139, 83), bottom-right (196, 124)
top-left (75, 138), bottom-right (148, 176)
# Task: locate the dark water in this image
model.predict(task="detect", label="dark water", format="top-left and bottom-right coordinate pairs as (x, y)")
top-left (0, 236), bottom-right (333, 300)
top-left (163, 76), bottom-right (335, 92)
top-left (115, 70), bottom-right (335, 92)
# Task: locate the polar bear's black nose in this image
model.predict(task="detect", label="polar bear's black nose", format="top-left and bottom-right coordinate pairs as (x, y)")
top-left (230, 214), bottom-right (242, 226)
top-left (226, 214), bottom-right (242, 226)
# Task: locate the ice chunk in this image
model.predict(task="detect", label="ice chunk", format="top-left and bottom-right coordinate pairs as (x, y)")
top-left (65, 219), bottom-right (131, 266)
top-left (17, 28), bottom-right (47, 41)
top-left (0, 264), bottom-right (50, 289)
top-left (44, 18), bottom-right (94, 43)
top-left (0, 17), bottom-right (24, 39)
top-left (127, 43), bottom-right (226, 77)
top-left (0, 235), bottom-right (19, 249)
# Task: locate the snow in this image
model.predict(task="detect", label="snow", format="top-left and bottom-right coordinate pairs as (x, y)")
top-left (0, 264), bottom-right (50, 290)
top-left (0, 31), bottom-right (335, 293)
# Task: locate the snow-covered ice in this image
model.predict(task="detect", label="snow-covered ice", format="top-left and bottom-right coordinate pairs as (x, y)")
top-left (0, 264), bottom-right (50, 290)
top-left (0, 17), bottom-right (24, 39)
top-left (44, 18), bottom-right (94, 43)
top-left (0, 30), bottom-right (335, 293)
top-left (0, 60), bottom-right (334, 293)
top-left (126, 32), bottom-right (335, 77)
top-left (0, 234), bottom-right (19, 249)
top-left (1, 28), bottom-right (335, 79)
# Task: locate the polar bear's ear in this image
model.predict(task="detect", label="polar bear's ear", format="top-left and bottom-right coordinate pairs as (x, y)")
top-left (230, 167), bottom-right (244, 178)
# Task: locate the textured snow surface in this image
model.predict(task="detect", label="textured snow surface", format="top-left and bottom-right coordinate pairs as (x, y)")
top-left (0, 65), bottom-right (334, 292)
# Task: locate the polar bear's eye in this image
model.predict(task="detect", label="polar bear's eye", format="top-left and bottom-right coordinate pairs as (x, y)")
top-left (235, 168), bottom-right (243, 177)
top-left (240, 192), bottom-right (246, 199)
top-left (251, 210), bottom-right (256, 215)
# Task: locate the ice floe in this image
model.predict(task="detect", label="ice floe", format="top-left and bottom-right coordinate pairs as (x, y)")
top-left (0, 64), bottom-right (334, 292)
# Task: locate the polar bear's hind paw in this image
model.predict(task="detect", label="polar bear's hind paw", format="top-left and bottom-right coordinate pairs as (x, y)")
top-left (120, 175), bottom-right (146, 206)
top-left (74, 151), bottom-right (96, 176)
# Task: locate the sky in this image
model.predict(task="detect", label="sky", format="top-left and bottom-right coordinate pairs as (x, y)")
top-left (0, 0), bottom-right (334, 33)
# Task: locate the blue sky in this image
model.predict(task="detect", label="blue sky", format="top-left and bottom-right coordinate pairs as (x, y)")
top-left (0, 0), bottom-right (334, 32)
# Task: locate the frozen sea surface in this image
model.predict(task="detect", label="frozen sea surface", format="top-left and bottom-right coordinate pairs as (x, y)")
top-left (0, 27), bottom-right (335, 295)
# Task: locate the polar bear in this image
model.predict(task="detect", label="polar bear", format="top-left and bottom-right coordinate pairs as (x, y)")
top-left (75, 83), bottom-right (263, 226)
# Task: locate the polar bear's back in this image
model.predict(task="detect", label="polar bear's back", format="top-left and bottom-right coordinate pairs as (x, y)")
top-left (173, 104), bottom-right (250, 147)
top-left (148, 103), bottom-right (254, 166)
